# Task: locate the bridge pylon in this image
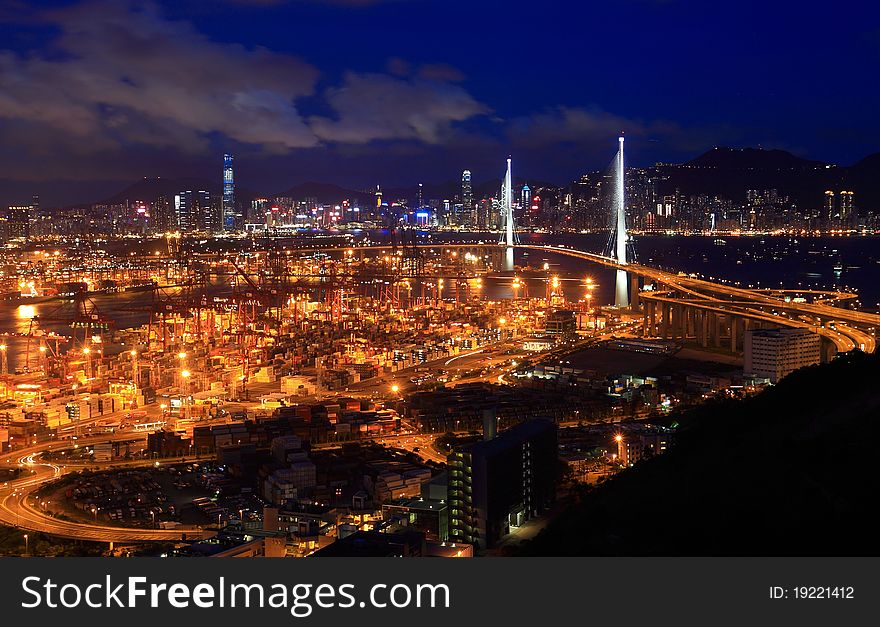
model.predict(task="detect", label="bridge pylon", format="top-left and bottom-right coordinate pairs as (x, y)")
top-left (499, 157), bottom-right (517, 272)
top-left (613, 135), bottom-right (630, 309)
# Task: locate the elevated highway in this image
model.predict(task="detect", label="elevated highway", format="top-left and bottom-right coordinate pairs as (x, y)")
top-left (511, 244), bottom-right (877, 356)
top-left (305, 241), bottom-right (876, 355)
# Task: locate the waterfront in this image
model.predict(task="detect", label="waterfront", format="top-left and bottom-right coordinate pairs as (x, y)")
top-left (423, 232), bottom-right (880, 307)
top-left (2, 232), bottom-right (877, 372)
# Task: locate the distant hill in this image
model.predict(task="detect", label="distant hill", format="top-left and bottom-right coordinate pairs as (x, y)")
top-left (60, 147), bottom-right (880, 212)
top-left (514, 351), bottom-right (880, 556)
top-left (844, 153), bottom-right (880, 209)
top-left (686, 146), bottom-right (828, 170)
top-left (654, 146), bottom-right (880, 209)
top-left (98, 177), bottom-right (218, 204)
top-left (81, 177), bottom-right (258, 209)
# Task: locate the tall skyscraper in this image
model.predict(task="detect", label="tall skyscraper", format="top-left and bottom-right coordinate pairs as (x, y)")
top-left (461, 169), bottom-right (473, 226)
top-left (839, 190), bottom-right (854, 225)
top-left (251, 198), bottom-right (270, 226)
top-left (521, 183), bottom-right (531, 213)
top-left (824, 190), bottom-right (835, 224)
top-left (175, 190), bottom-right (215, 232)
top-left (222, 153), bottom-right (235, 231)
top-left (153, 194), bottom-right (172, 232)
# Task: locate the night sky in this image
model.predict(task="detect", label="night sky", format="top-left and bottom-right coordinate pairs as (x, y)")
top-left (0, 0), bottom-right (877, 205)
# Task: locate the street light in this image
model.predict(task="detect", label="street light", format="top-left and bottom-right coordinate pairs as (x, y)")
top-left (23, 534), bottom-right (28, 556)
top-left (390, 384), bottom-right (399, 395)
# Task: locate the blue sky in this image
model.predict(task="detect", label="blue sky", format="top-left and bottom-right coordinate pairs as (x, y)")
top-left (0, 0), bottom-right (877, 204)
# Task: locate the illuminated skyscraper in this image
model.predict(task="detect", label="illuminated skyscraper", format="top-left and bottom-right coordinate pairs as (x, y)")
top-left (521, 184), bottom-right (531, 214)
top-left (839, 190), bottom-right (854, 225)
top-left (824, 190), bottom-right (835, 224)
top-left (175, 190), bottom-right (215, 233)
top-left (6, 204), bottom-right (30, 239)
top-left (152, 194), bottom-right (172, 232)
top-left (222, 153), bottom-right (235, 231)
top-left (461, 169), bottom-right (473, 225)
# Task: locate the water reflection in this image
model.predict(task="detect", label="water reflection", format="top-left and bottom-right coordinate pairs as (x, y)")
top-left (17, 304), bottom-right (36, 320)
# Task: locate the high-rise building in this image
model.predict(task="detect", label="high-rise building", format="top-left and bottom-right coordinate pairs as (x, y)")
top-left (448, 418), bottom-right (557, 549)
top-left (152, 195), bottom-right (172, 232)
top-left (222, 153), bottom-right (235, 231)
top-left (839, 190), bottom-right (854, 225)
top-left (461, 169), bottom-right (473, 225)
top-left (250, 198), bottom-right (271, 227)
top-left (174, 190), bottom-right (216, 233)
top-left (6, 205), bottom-right (30, 239)
top-left (744, 328), bottom-right (822, 383)
top-left (521, 183), bottom-right (531, 213)
top-left (476, 198), bottom-right (492, 229)
top-left (824, 190), bottom-right (835, 224)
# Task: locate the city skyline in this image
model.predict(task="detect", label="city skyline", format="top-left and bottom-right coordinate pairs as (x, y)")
top-left (1, 0), bottom-right (878, 205)
top-left (2, 0), bottom-right (880, 566)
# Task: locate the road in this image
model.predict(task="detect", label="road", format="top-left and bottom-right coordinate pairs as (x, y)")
top-left (341, 336), bottom-right (527, 399)
top-left (11, 240), bottom-right (870, 542)
top-left (310, 242), bottom-right (878, 353)
top-left (314, 432), bottom-right (448, 465)
top-left (0, 434), bottom-right (213, 542)
top-left (520, 244), bottom-right (878, 354)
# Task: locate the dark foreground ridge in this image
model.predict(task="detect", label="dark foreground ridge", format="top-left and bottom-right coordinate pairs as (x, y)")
top-left (515, 351), bottom-right (880, 556)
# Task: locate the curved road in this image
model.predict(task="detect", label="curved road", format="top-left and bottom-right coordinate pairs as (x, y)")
top-left (520, 244), bottom-right (878, 354)
top-left (1, 436), bottom-right (211, 542)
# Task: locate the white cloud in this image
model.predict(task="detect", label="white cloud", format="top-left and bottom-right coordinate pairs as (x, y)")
top-left (0, 0), bottom-right (487, 169)
top-left (310, 72), bottom-right (489, 144)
